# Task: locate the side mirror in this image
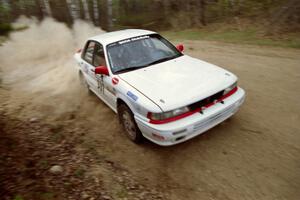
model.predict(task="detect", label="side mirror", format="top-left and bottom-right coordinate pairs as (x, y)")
top-left (95, 66), bottom-right (109, 76)
top-left (176, 44), bottom-right (184, 52)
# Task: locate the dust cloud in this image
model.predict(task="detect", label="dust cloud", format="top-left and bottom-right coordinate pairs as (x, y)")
top-left (0, 17), bottom-right (105, 119)
top-left (1, 17), bottom-right (104, 92)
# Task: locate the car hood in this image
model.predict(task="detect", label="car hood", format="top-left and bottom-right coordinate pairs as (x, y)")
top-left (118, 55), bottom-right (237, 111)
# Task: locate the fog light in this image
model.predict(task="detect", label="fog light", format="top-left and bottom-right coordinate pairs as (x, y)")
top-left (152, 133), bottom-right (165, 140)
top-left (173, 129), bottom-right (187, 135)
top-left (175, 136), bottom-right (186, 141)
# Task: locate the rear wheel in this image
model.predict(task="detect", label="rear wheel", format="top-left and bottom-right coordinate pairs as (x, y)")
top-left (118, 104), bottom-right (143, 143)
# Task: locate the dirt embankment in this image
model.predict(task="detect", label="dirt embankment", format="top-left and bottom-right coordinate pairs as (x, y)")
top-left (0, 112), bottom-right (165, 200)
top-left (1, 18), bottom-right (300, 200)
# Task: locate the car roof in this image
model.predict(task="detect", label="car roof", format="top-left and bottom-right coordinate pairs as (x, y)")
top-left (89, 29), bottom-right (157, 46)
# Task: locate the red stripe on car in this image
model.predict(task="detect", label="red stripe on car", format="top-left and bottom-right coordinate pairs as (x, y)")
top-left (148, 87), bottom-right (238, 124)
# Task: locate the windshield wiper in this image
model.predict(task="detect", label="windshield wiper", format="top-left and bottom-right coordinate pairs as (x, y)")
top-left (115, 66), bottom-right (143, 74)
top-left (114, 55), bottom-right (179, 74)
top-left (145, 55), bottom-right (177, 66)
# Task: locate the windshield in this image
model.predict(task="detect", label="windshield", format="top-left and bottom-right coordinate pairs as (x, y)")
top-left (107, 34), bottom-right (182, 74)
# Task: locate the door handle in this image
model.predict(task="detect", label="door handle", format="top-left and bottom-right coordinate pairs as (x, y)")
top-left (90, 69), bottom-right (95, 72)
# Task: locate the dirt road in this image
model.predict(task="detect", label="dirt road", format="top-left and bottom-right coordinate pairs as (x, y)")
top-left (1, 19), bottom-right (300, 200)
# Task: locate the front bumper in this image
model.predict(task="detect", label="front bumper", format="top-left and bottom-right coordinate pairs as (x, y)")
top-left (135, 87), bottom-right (245, 146)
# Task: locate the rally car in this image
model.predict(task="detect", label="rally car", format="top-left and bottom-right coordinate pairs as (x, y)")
top-left (74, 29), bottom-right (245, 146)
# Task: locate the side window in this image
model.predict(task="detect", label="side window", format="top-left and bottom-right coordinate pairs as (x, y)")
top-left (82, 41), bottom-right (107, 67)
top-left (83, 41), bottom-right (96, 64)
top-left (93, 43), bottom-right (106, 67)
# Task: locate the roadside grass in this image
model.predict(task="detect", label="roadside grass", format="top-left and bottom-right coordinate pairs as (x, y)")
top-left (115, 186), bottom-right (128, 199)
top-left (0, 25), bottom-right (28, 46)
top-left (40, 192), bottom-right (55, 200)
top-left (0, 36), bottom-right (6, 46)
top-left (13, 195), bottom-right (24, 200)
top-left (74, 168), bottom-right (86, 178)
top-left (38, 159), bottom-right (49, 169)
top-left (13, 25), bottom-right (28, 32)
top-left (162, 27), bottom-right (300, 49)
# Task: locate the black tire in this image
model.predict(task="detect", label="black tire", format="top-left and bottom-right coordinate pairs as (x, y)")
top-left (118, 104), bottom-right (143, 143)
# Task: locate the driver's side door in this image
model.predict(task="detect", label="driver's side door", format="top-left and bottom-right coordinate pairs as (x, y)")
top-left (81, 40), bottom-right (117, 110)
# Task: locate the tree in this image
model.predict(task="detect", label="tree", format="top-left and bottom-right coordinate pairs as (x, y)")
top-left (199, 0), bottom-right (206, 26)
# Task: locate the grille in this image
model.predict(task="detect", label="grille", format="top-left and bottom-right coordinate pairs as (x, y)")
top-left (193, 103), bottom-right (236, 131)
top-left (188, 90), bottom-right (224, 111)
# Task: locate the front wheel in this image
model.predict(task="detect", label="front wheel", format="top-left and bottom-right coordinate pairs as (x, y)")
top-left (118, 104), bottom-right (143, 143)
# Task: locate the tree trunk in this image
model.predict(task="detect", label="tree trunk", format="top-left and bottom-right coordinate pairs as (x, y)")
top-left (41, 0), bottom-right (52, 17)
top-left (107, 0), bottom-right (113, 31)
top-left (82, 0), bottom-right (90, 20)
top-left (199, 0), bottom-right (206, 26)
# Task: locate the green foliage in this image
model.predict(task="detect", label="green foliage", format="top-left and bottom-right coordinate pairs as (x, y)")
top-left (115, 187), bottom-right (128, 198)
top-left (113, 0), bottom-right (168, 30)
top-left (38, 159), bottom-right (49, 169)
top-left (40, 192), bottom-right (54, 200)
top-left (206, 0), bottom-right (284, 22)
top-left (0, 2), bottom-right (12, 35)
top-left (0, 2), bottom-right (11, 16)
top-left (74, 168), bottom-right (85, 177)
top-left (0, 23), bottom-right (13, 35)
top-left (13, 195), bottom-right (24, 200)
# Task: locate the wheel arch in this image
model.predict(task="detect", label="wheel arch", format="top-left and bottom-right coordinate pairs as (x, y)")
top-left (117, 98), bottom-right (126, 108)
top-left (116, 97), bottom-right (133, 113)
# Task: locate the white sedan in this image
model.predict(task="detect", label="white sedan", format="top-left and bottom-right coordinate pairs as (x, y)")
top-left (74, 29), bottom-right (245, 146)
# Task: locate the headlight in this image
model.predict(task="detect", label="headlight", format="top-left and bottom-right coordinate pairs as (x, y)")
top-left (148, 106), bottom-right (190, 121)
top-left (224, 81), bottom-right (237, 95)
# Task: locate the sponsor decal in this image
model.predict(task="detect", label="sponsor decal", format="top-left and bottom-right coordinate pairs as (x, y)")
top-left (112, 77), bottom-right (119, 85)
top-left (107, 36), bottom-right (150, 48)
top-left (119, 35), bottom-right (150, 45)
top-left (127, 91), bottom-right (138, 101)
